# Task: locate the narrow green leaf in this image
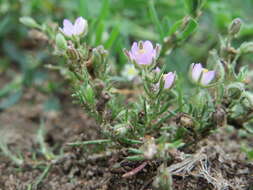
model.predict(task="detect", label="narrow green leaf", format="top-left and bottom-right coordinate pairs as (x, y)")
top-left (95, 21), bottom-right (105, 45)
top-left (67, 139), bottom-right (112, 146)
top-left (97, 0), bottom-right (109, 23)
top-left (148, 0), bottom-right (164, 41)
top-left (104, 26), bottom-right (120, 49)
top-left (126, 155), bottom-right (145, 161)
top-left (178, 18), bottom-right (198, 41)
top-left (167, 19), bottom-right (184, 36)
top-left (128, 148), bottom-right (143, 154)
top-left (78, 0), bottom-right (89, 18)
top-left (0, 90), bottom-right (22, 111)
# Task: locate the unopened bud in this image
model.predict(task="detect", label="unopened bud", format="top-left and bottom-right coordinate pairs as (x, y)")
top-left (227, 82), bottom-right (245, 99)
top-left (113, 124), bottom-right (129, 136)
top-left (20, 17), bottom-right (39, 28)
top-left (176, 113), bottom-right (194, 128)
top-left (141, 136), bottom-right (157, 160)
top-left (239, 42), bottom-right (253, 54)
top-left (229, 18), bottom-right (242, 36)
top-left (66, 46), bottom-right (82, 60)
top-left (93, 45), bottom-right (108, 63)
top-left (56, 33), bottom-right (68, 51)
top-left (243, 91), bottom-right (253, 107)
top-left (155, 44), bottom-right (161, 59)
top-left (96, 45), bottom-right (108, 57)
top-left (153, 164), bottom-right (173, 190)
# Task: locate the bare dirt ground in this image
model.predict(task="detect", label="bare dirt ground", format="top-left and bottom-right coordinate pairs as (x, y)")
top-left (0, 71), bottom-right (253, 190)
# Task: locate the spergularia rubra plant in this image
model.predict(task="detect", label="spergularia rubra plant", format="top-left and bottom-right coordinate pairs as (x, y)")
top-left (20, 15), bottom-right (253, 186)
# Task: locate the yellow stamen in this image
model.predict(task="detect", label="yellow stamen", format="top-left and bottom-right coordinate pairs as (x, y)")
top-left (138, 48), bottom-right (146, 54)
top-left (127, 68), bottom-right (137, 75)
top-left (202, 68), bottom-right (209, 73)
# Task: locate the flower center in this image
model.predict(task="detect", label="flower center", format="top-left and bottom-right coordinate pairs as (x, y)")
top-left (202, 68), bottom-right (209, 73)
top-left (138, 48), bottom-right (146, 54)
top-left (128, 68), bottom-right (137, 75)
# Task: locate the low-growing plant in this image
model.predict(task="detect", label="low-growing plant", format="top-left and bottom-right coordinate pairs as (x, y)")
top-left (20, 8), bottom-right (253, 188)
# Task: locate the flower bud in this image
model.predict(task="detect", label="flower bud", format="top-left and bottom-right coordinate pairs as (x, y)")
top-left (243, 91), bottom-right (253, 107)
top-left (91, 45), bottom-right (108, 76)
top-left (229, 18), bottom-right (242, 36)
top-left (66, 46), bottom-right (82, 60)
top-left (19, 16), bottom-right (39, 28)
top-left (113, 124), bottom-right (129, 136)
top-left (92, 45), bottom-right (108, 63)
top-left (239, 42), bottom-right (253, 54)
top-left (162, 72), bottom-right (176, 90)
top-left (153, 164), bottom-right (173, 190)
top-left (154, 67), bottom-right (161, 73)
top-left (176, 113), bottom-right (194, 128)
top-left (141, 136), bottom-right (157, 160)
top-left (154, 43), bottom-right (161, 59)
top-left (227, 82), bottom-right (245, 99)
top-left (56, 33), bottom-right (68, 51)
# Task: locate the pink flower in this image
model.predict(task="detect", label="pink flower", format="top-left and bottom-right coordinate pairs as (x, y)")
top-left (127, 41), bottom-right (160, 65)
top-left (154, 67), bottom-right (161, 73)
top-left (190, 63), bottom-right (215, 86)
top-left (163, 72), bottom-right (176, 89)
top-left (60, 17), bottom-right (88, 37)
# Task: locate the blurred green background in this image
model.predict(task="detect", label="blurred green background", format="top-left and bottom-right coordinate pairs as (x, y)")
top-left (1, 0), bottom-right (253, 110)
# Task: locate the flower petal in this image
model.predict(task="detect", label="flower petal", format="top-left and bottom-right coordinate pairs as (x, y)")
top-left (137, 53), bottom-right (154, 65)
top-left (163, 72), bottom-right (175, 89)
top-left (74, 17), bottom-right (87, 35)
top-left (143, 41), bottom-right (153, 51)
top-left (154, 67), bottom-right (161, 73)
top-left (62, 19), bottom-right (74, 37)
top-left (63, 19), bottom-right (73, 29)
top-left (201, 71), bottom-right (215, 86)
top-left (191, 63), bottom-right (203, 82)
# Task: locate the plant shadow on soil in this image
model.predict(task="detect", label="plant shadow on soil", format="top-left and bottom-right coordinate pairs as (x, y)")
top-left (0, 72), bottom-right (253, 190)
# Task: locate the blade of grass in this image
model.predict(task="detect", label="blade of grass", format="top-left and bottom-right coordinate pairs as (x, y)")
top-left (97, 0), bottom-right (110, 24)
top-left (148, 0), bottom-right (164, 42)
top-left (95, 21), bottom-right (105, 45)
top-left (37, 120), bottom-right (55, 160)
top-left (67, 139), bottom-right (112, 146)
top-left (0, 143), bottom-right (24, 165)
top-left (78, 0), bottom-right (89, 18)
top-left (104, 25), bottom-right (120, 49)
top-left (32, 164), bottom-right (51, 189)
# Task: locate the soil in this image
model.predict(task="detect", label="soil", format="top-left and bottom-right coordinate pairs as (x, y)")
top-left (0, 71), bottom-right (253, 190)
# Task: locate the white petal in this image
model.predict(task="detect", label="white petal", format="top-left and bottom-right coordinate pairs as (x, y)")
top-left (74, 17), bottom-right (87, 35)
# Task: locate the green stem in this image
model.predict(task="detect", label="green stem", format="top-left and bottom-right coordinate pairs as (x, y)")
top-left (33, 164), bottom-right (51, 189)
top-left (67, 139), bottom-right (112, 146)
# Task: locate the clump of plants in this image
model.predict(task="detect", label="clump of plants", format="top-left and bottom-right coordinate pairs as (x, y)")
top-left (20, 7), bottom-right (253, 188)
